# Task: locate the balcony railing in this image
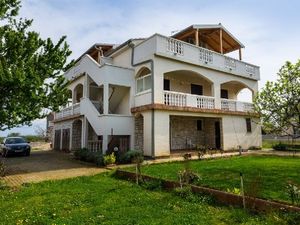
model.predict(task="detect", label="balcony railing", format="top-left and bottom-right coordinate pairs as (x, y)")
top-left (163, 91), bottom-right (253, 112)
top-left (54, 103), bottom-right (81, 120)
top-left (134, 34), bottom-right (260, 80)
top-left (221, 99), bottom-right (254, 112)
top-left (164, 91), bottom-right (215, 109)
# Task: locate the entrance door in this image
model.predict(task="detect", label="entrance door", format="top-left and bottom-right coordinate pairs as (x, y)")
top-left (62, 128), bottom-right (70, 151)
top-left (54, 130), bottom-right (61, 150)
top-left (214, 121), bottom-right (221, 149)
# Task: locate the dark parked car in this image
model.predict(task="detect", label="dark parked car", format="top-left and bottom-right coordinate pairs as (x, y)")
top-left (1, 137), bottom-right (31, 157)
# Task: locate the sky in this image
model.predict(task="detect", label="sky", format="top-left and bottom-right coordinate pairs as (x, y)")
top-left (1, 0), bottom-right (300, 136)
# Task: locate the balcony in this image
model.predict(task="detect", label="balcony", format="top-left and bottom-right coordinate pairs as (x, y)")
top-left (221, 99), bottom-right (254, 112)
top-left (134, 34), bottom-right (260, 80)
top-left (54, 103), bottom-right (81, 120)
top-left (163, 91), bottom-right (253, 112)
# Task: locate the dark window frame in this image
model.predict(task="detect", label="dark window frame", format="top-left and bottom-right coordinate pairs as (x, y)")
top-left (246, 118), bottom-right (252, 133)
top-left (164, 79), bottom-right (170, 91)
top-left (191, 84), bottom-right (203, 95)
top-left (197, 120), bottom-right (203, 131)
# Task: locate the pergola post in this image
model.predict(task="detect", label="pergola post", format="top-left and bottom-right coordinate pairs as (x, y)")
top-left (195, 29), bottom-right (199, 46)
top-left (219, 28), bottom-right (223, 54)
top-left (239, 48), bottom-right (242, 60)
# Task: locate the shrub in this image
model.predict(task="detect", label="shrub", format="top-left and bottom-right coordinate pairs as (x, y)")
top-left (74, 148), bottom-right (104, 166)
top-left (119, 150), bottom-right (144, 164)
top-left (103, 153), bottom-right (116, 165)
top-left (248, 146), bottom-right (262, 150)
top-left (227, 187), bottom-right (241, 195)
top-left (286, 182), bottom-right (300, 205)
top-left (272, 143), bottom-right (287, 151)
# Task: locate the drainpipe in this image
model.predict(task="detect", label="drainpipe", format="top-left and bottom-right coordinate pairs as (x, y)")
top-left (128, 41), bottom-right (155, 158)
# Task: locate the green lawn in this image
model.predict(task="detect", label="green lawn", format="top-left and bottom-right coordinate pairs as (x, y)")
top-left (127, 155), bottom-right (300, 204)
top-left (0, 173), bottom-right (298, 225)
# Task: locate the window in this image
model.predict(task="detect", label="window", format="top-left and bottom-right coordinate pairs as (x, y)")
top-left (164, 79), bottom-right (170, 91)
top-left (136, 74), bottom-right (151, 93)
top-left (191, 84), bottom-right (203, 95)
top-left (197, 120), bottom-right (202, 131)
top-left (246, 118), bottom-right (252, 133)
top-left (221, 89), bottom-right (228, 99)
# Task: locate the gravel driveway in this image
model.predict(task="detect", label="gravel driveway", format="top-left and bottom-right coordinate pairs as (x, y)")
top-left (1, 150), bottom-right (107, 187)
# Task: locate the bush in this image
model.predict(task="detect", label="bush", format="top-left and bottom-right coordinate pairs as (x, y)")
top-left (286, 182), bottom-right (300, 205)
top-left (248, 146), bottom-right (262, 150)
top-left (74, 148), bottom-right (104, 166)
top-left (272, 143), bottom-right (287, 151)
top-left (103, 153), bottom-right (116, 166)
top-left (119, 150), bottom-right (144, 164)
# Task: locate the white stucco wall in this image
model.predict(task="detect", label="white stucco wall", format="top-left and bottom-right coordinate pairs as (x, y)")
top-left (222, 116), bottom-right (261, 150)
top-left (141, 111), bottom-right (152, 157)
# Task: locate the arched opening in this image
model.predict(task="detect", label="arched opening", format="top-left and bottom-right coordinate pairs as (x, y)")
top-left (164, 70), bottom-right (213, 96)
top-left (136, 67), bottom-right (151, 93)
top-left (220, 81), bottom-right (253, 101)
top-left (72, 119), bottom-right (82, 151)
top-left (73, 84), bottom-right (83, 103)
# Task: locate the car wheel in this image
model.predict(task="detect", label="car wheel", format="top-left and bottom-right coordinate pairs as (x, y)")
top-left (25, 151), bottom-right (30, 156)
top-left (2, 150), bottom-right (7, 158)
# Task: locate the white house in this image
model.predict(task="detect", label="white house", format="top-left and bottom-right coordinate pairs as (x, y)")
top-left (52, 24), bottom-right (262, 157)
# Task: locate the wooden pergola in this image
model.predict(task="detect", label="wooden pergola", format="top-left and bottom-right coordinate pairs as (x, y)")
top-left (172, 24), bottom-right (245, 60)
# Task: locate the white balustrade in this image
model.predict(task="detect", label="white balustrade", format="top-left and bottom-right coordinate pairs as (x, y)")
top-left (164, 91), bottom-right (187, 107)
top-left (88, 140), bottom-right (102, 152)
top-left (166, 38), bottom-right (184, 55)
top-left (199, 48), bottom-right (213, 64)
top-left (54, 102), bottom-right (81, 120)
top-left (164, 91), bottom-right (215, 109)
top-left (196, 96), bottom-right (215, 109)
top-left (221, 99), bottom-right (254, 112)
top-left (152, 35), bottom-right (260, 80)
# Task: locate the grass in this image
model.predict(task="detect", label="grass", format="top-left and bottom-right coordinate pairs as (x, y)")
top-left (126, 155), bottom-right (300, 204)
top-left (0, 173), bottom-right (299, 225)
top-left (262, 139), bottom-right (300, 149)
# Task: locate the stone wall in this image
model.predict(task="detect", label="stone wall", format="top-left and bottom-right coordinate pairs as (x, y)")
top-left (72, 120), bottom-right (82, 150)
top-left (170, 116), bottom-right (221, 150)
top-left (134, 115), bottom-right (144, 151)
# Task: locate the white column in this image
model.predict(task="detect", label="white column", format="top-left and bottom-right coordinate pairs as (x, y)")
top-left (83, 74), bottom-right (90, 99)
top-left (213, 83), bottom-right (221, 109)
top-left (72, 89), bottom-right (76, 104)
top-left (103, 83), bottom-right (109, 114)
top-left (102, 135), bottom-right (108, 154)
top-left (81, 118), bottom-right (88, 148)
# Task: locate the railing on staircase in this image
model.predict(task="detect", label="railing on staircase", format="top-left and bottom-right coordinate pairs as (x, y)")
top-left (87, 140), bottom-right (102, 152)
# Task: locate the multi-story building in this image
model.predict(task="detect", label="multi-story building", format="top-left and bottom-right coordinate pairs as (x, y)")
top-left (52, 24), bottom-right (262, 157)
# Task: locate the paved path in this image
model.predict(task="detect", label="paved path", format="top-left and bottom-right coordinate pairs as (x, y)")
top-left (1, 150), bottom-right (107, 187)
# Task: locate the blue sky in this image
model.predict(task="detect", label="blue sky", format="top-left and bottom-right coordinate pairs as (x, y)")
top-left (1, 0), bottom-right (300, 136)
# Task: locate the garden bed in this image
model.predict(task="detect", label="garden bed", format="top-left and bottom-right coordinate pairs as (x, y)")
top-left (124, 155), bottom-right (300, 204)
top-left (116, 169), bottom-right (300, 213)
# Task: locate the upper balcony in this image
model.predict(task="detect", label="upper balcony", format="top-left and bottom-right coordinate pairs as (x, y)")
top-left (133, 34), bottom-right (260, 81)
